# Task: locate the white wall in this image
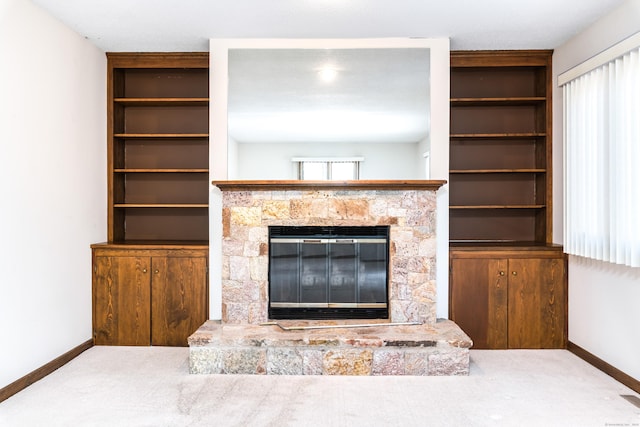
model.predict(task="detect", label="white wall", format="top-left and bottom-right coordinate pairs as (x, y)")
top-left (416, 134), bottom-right (431, 179)
top-left (227, 136), bottom-right (239, 180)
top-left (553, 0), bottom-right (640, 380)
top-left (235, 142), bottom-right (419, 180)
top-left (428, 41), bottom-right (450, 319)
top-left (0, 0), bottom-right (106, 388)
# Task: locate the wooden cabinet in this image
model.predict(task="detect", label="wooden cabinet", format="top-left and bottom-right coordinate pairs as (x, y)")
top-left (449, 50), bottom-right (552, 243)
top-left (107, 53), bottom-right (209, 243)
top-left (448, 51), bottom-right (565, 349)
top-left (450, 247), bottom-right (566, 349)
top-left (92, 245), bottom-right (208, 346)
top-left (93, 53), bottom-right (210, 347)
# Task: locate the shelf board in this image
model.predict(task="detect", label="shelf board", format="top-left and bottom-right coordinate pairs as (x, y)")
top-left (450, 97), bottom-right (545, 106)
top-left (114, 97), bottom-right (209, 106)
top-left (450, 205), bottom-right (546, 210)
top-left (94, 241), bottom-right (209, 249)
top-left (449, 241), bottom-right (563, 249)
top-left (114, 168), bottom-right (209, 173)
top-left (114, 133), bottom-right (209, 139)
top-left (113, 203), bottom-right (209, 208)
top-left (450, 133), bottom-right (546, 139)
top-left (450, 169), bottom-right (546, 174)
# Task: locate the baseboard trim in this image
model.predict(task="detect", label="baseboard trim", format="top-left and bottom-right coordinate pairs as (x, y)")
top-left (0, 339), bottom-right (94, 403)
top-left (568, 341), bottom-right (640, 394)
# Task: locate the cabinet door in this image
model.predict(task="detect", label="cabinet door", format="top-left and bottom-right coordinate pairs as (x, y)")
top-left (151, 256), bottom-right (208, 346)
top-left (450, 258), bottom-right (508, 349)
top-left (93, 256), bottom-right (151, 345)
top-left (507, 258), bottom-right (566, 349)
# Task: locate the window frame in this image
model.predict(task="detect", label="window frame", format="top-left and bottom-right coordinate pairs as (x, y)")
top-left (293, 157), bottom-right (363, 181)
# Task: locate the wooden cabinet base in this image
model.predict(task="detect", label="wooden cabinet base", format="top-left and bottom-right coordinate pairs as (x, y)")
top-left (450, 246), bottom-right (567, 349)
top-left (92, 244), bottom-right (208, 346)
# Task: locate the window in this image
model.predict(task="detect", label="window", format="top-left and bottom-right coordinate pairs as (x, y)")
top-left (561, 39), bottom-right (640, 267)
top-left (293, 157), bottom-right (363, 180)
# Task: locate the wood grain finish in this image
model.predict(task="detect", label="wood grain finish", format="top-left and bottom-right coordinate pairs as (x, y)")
top-left (449, 50), bottom-right (553, 244)
top-left (93, 255), bottom-right (152, 345)
top-left (449, 50), bottom-right (554, 67)
top-left (448, 50), bottom-right (559, 349)
top-left (212, 179), bottom-right (447, 191)
top-left (92, 245), bottom-right (208, 347)
top-left (449, 246), bottom-right (567, 349)
top-left (106, 53), bottom-right (209, 243)
top-left (450, 257), bottom-right (508, 349)
top-left (507, 257), bottom-right (566, 348)
top-left (107, 53), bottom-right (209, 69)
top-left (151, 256), bottom-right (208, 346)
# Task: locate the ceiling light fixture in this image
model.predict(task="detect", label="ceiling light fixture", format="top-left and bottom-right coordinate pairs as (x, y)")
top-left (318, 65), bottom-right (338, 82)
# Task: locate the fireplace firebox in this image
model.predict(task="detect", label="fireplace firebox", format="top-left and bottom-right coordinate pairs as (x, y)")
top-left (268, 226), bottom-right (389, 319)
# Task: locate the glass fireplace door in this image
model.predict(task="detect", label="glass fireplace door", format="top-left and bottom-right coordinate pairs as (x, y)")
top-left (357, 241), bottom-right (387, 304)
top-left (269, 240), bottom-right (299, 305)
top-left (329, 241), bottom-right (357, 304)
top-left (299, 241), bottom-right (328, 304)
top-left (269, 226), bottom-right (389, 319)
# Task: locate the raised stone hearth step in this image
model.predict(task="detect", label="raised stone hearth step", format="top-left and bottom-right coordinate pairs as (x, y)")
top-left (188, 319), bottom-right (472, 376)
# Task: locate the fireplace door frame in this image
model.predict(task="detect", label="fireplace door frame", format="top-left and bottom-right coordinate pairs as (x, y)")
top-left (268, 226), bottom-right (389, 320)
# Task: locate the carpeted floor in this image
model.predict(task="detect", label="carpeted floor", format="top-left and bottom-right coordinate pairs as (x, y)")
top-left (0, 347), bottom-right (638, 426)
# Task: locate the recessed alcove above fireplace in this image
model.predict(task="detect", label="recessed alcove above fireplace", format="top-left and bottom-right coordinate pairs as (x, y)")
top-left (208, 38), bottom-right (453, 321)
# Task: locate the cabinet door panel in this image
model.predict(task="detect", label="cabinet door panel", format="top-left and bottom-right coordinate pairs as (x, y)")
top-left (450, 258), bottom-right (508, 349)
top-left (151, 256), bottom-right (208, 346)
top-left (93, 256), bottom-right (151, 345)
top-left (508, 258), bottom-right (565, 348)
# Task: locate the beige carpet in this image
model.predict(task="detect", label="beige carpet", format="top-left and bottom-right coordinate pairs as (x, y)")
top-left (0, 347), bottom-right (638, 426)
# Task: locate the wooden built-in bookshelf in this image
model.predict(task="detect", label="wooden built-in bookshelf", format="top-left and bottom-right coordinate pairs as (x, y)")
top-left (448, 51), bottom-right (566, 350)
top-left (449, 50), bottom-right (553, 244)
top-left (107, 53), bottom-right (209, 243)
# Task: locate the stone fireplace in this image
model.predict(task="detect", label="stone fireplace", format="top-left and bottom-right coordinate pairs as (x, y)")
top-left (189, 180), bottom-right (472, 376)
top-left (218, 180), bottom-right (442, 326)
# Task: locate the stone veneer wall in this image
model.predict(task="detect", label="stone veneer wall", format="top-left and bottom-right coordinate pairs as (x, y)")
top-left (219, 188), bottom-right (438, 326)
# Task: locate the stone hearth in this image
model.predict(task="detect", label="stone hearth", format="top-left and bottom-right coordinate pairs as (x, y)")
top-left (189, 180), bottom-right (472, 376)
top-left (190, 319), bottom-right (471, 376)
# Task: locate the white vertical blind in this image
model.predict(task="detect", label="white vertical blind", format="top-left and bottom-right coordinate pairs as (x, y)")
top-left (563, 46), bottom-right (640, 267)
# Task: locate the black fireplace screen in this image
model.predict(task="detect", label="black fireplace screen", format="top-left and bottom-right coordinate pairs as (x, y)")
top-left (268, 226), bottom-right (389, 319)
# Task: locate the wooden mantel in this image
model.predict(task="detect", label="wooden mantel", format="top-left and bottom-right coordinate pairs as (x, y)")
top-left (211, 180), bottom-right (447, 191)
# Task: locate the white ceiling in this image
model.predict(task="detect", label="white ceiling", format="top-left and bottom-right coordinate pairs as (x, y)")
top-left (31, 0), bottom-right (625, 52)
top-left (29, 0), bottom-right (626, 144)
